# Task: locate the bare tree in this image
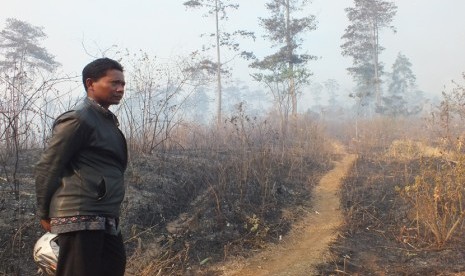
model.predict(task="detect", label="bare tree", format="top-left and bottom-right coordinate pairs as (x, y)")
top-left (0, 18), bottom-right (61, 199)
top-left (183, 0), bottom-right (254, 127)
top-left (117, 50), bottom-right (213, 154)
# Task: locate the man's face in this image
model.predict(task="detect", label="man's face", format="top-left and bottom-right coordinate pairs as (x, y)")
top-left (86, 69), bottom-right (125, 109)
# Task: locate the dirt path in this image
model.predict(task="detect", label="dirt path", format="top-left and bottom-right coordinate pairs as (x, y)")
top-left (221, 148), bottom-right (357, 276)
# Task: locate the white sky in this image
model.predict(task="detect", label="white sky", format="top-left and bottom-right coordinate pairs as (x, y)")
top-left (1, 0), bottom-right (465, 103)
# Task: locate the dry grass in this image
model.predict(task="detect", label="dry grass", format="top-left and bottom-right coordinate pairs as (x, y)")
top-left (120, 115), bottom-right (333, 275)
top-left (0, 109), bottom-right (332, 275)
top-left (319, 106), bottom-right (465, 274)
top-left (398, 142), bottom-right (465, 248)
top-left (385, 139), bottom-right (443, 160)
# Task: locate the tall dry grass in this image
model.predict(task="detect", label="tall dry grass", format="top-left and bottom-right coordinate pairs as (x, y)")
top-left (398, 139), bottom-right (465, 248)
top-left (396, 76), bottom-right (465, 248)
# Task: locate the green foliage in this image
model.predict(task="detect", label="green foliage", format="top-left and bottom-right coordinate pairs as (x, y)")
top-left (341, 0), bottom-right (397, 110)
top-left (389, 53), bottom-right (416, 95)
top-left (244, 214), bottom-right (269, 237)
top-left (379, 52), bottom-right (422, 116)
top-left (324, 79), bottom-right (340, 108)
top-left (309, 82), bottom-right (323, 107)
top-left (251, 0), bottom-right (317, 118)
top-left (183, 0), bottom-right (238, 18)
top-left (0, 18), bottom-right (59, 72)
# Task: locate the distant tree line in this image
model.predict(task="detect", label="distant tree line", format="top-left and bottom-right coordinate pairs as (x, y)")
top-left (0, 0), bottom-right (440, 196)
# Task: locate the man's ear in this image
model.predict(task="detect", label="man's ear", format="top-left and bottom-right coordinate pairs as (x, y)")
top-left (85, 78), bottom-right (94, 92)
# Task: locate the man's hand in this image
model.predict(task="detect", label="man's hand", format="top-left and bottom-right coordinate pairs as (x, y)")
top-left (40, 219), bottom-right (51, 232)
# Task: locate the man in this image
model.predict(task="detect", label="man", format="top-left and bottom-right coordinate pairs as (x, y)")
top-left (35, 58), bottom-right (128, 276)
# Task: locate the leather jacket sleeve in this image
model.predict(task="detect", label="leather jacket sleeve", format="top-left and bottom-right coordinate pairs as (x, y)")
top-left (35, 111), bottom-right (89, 219)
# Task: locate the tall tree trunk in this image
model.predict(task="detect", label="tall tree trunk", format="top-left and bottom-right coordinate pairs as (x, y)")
top-left (215, 0), bottom-right (223, 127)
top-left (286, 0), bottom-right (297, 118)
top-left (372, 20), bottom-right (380, 106)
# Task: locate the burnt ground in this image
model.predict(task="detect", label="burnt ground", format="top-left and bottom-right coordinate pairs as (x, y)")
top-left (5, 143), bottom-right (465, 276)
top-left (216, 149), bottom-right (357, 276)
top-left (317, 151), bottom-right (465, 276)
top-left (122, 149), bottom-right (332, 275)
top-left (0, 149), bottom-right (42, 276)
top-left (0, 147), bottom-right (332, 275)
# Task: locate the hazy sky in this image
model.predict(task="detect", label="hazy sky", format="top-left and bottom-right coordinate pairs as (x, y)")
top-left (1, 0), bottom-right (465, 103)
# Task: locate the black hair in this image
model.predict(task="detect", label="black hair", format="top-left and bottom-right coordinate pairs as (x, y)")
top-left (82, 58), bottom-right (124, 91)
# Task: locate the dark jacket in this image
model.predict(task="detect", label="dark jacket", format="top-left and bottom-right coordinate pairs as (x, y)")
top-left (35, 98), bottom-right (128, 220)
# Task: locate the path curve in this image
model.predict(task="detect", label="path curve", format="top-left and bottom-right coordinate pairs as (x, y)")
top-left (222, 147), bottom-right (357, 276)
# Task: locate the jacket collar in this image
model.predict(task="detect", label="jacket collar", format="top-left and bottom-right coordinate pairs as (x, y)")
top-left (85, 97), bottom-right (120, 126)
top-left (85, 97), bottom-right (110, 113)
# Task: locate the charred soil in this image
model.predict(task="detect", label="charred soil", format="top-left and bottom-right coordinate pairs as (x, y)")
top-left (317, 150), bottom-right (465, 276)
top-left (214, 146), bottom-right (357, 275)
top-left (0, 146), bottom-right (332, 275)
